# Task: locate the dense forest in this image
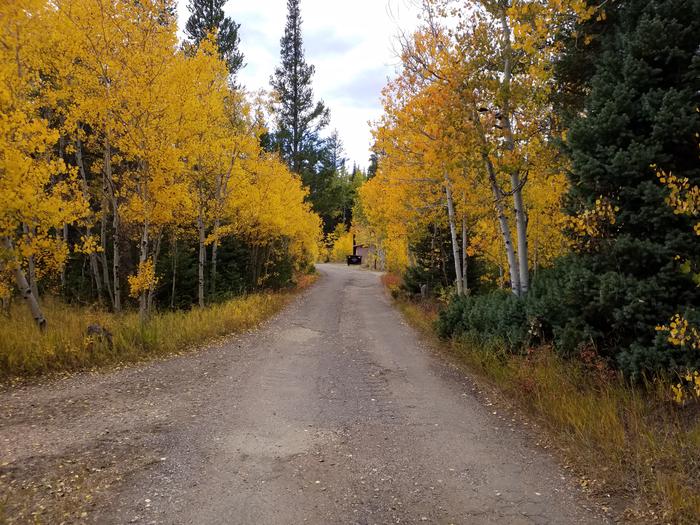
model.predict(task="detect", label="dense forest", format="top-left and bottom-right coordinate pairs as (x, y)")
top-left (353, 0), bottom-right (700, 395)
top-left (0, 0), bottom-right (366, 331)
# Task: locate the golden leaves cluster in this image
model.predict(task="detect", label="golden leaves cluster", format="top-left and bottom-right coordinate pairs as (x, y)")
top-left (355, 0), bottom-right (575, 277)
top-left (0, 0), bottom-right (321, 297)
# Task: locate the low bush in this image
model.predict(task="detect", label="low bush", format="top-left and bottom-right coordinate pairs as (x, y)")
top-left (438, 260), bottom-right (700, 378)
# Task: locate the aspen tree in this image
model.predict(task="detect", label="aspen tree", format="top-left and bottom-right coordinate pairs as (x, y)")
top-left (0, 0), bottom-right (87, 329)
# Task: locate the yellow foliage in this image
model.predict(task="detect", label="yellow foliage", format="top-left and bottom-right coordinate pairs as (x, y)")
top-left (564, 197), bottom-right (619, 248)
top-left (74, 235), bottom-right (102, 255)
top-left (657, 314), bottom-right (700, 404)
top-left (657, 165), bottom-right (700, 235)
top-left (0, 0), bottom-right (321, 316)
top-left (355, 2), bottom-right (572, 282)
top-left (128, 259), bottom-right (159, 299)
top-left (330, 228), bottom-right (354, 263)
top-left (0, 0), bottom-right (87, 279)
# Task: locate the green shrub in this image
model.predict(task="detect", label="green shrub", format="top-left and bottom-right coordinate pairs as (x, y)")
top-left (438, 261), bottom-right (700, 377)
top-left (437, 291), bottom-right (528, 351)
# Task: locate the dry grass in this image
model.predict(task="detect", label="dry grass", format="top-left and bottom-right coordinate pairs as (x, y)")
top-left (398, 299), bottom-right (700, 524)
top-left (0, 277), bottom-right (315, 381)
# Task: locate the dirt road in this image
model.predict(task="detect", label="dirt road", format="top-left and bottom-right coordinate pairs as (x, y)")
top-left (1, 265), bottom-right (605, 524)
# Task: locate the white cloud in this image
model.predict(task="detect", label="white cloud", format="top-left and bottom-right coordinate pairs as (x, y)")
top-left (176, 0), bottom-right (422, 169)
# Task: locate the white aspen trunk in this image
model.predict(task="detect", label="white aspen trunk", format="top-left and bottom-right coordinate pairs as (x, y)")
top-left (147, 231), bottom-right (162, 315)
top-left (138, 220), bottom-right (149, 324)
top-left (197, 210), bottom-right (206, 308)
top-left (461, 215), bottom-right (468, 294)
top-left (60, 223), bottom-right (68, 292)
top-left (512, 174), bottom-right (529, 294)
top-left (210, 156), bottom-right (236, 296)
top-left (498, 4), bottom-right (529, 295)
top-left (211, 218), bottom-right (219, 296)
top-left (21, 224), bottom-right (39, 300)
top-left (473, 105), bottom-right (521, 296)
top-left (74, 136), bottom-right (104, 300)
top-left (90, 137), bottom-right (113, 306)
top-left (443, 173), bottom-right (464, 296)
top-left (170, 236), bottom-right (178, 309)
top-left (100, 201), bottom-right (113, 305)
top-left (484, 156), bottom-right (521, 295)
top-left (3, 237), bottom-right (46, 330)
top-left (103, 141), bottom-right (121, 311)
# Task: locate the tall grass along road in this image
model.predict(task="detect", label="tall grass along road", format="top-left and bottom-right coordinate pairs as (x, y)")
top-left (0, 265), bottom-right (606, 524)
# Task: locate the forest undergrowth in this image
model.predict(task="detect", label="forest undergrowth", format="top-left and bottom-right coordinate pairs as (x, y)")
top-left (0, 274), bottom-right (316, 382)
top-left (384, 275), bottom-right (700, 524)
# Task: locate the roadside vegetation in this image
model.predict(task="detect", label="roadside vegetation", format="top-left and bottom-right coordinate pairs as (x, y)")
top-left (0, 275), bottom-right (315, 382)
top-left (389, 287), bottom-right (700, 523)
top-left (361, 1), bottom-right (699, 522)
top-left (0, 0), bottom-right (365, 380)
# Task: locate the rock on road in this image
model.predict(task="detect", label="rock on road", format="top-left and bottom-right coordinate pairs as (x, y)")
top-left (1, 264), bottom-right (605, 524)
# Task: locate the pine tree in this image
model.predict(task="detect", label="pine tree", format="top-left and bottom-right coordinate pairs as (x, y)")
top-left (185, 0), bottom-right (244, 77)
top-left (270, 0), bottom-right (329, 175)
top-left (554, 0), bottom-right (700, 375)
top-left (367, 151), bottom-right (379, 180)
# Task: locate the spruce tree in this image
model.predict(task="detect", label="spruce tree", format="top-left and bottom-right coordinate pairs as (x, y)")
top-left (552, 0), bottom-right (700, 376)
top-left (270, 0), bottom-right (329, 175)
top-left (367, 151), bottom-right (379, 179)
top-left (185, 0), bottom-right (244, 77)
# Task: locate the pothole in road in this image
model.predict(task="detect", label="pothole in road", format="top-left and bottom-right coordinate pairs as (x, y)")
top-left (281, 327), bottom-right (322, 343)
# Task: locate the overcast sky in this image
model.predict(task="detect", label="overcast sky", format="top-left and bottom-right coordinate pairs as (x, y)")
top-left (175, 0), bottom-right (422, 169)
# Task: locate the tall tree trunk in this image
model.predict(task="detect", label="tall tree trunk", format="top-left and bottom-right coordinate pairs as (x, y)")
top-left (170, 237), bottom-right (178, 309)
top-left (511, 174), bottom-right (529, 294)
top-left (443, 173), bottom-right (463, 296)
top-left (3, 237), bottom-right (46, 331)
top-left (197, 210), bottom-right (206, 308)
top-left (147, 231), bottom-right (162, 315)
top-left (85, 229), bottom-right (103, 300)
top-left (60, 223), bottom-right (68, 293)
top-left (210, 156), bottom-right (236, 297)
top-left (498, 4), bottom-right (529, 295)
top-left (74, 136), bottom-right (104, 301)
top-left (461, 215), bottom-right (468, 294)
top-left (473, 107), bottom-right (521, 296)
top-left (100, 201), bottom-right (114, 306)
top-left (104, 140), bottom-right (121, 312)
top-left (138, 220), bottom-right (149, 323)
top-left (211, 219), bottom-right (219, 297)
top-left (22, 224), bottom-right (39, 300)
top-left (485, 158), bottom-right (521, 296)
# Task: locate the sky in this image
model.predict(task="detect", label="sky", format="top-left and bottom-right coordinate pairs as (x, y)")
top-left (175, 0), bottom-right (422, 170)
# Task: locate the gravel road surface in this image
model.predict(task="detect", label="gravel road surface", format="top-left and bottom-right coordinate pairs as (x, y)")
top-left (1, 264), bottom-right (606, 524)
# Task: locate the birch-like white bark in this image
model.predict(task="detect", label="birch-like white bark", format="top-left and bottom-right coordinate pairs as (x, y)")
top-left (443, 173), bottom-right (464, 296)
top-left (462, 215), bottom-right (468, 294)
top-left (138, 218), bottom-right (149, 323)
top-left (3, 237), bottom-right (46, 330)
top-left (197, 208), bottom-right (206, 308)
top-left (498, 4), bottom-right (529, 295)
top-left (75, 136), bottom-right (104, 300)
top-left (103, 139), bottom-right (121, 311)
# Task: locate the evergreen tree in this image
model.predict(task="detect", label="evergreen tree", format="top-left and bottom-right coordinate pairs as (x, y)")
top-left (367, 151), bottom-right (379, 179)
top-left (185, 0), bottom-right (244, 77)
top-left (552, 0), bottom-right (700, 376)
top-left (270, 0), bottom-right (329, 175)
